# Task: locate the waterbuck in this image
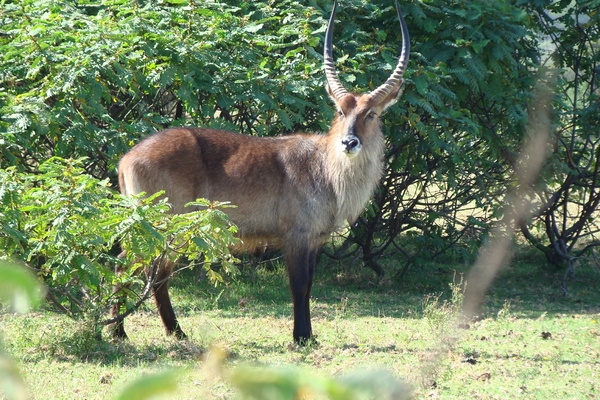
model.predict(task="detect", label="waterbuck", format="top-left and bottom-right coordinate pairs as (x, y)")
top-left (111, 0), bottom-right (410, 344)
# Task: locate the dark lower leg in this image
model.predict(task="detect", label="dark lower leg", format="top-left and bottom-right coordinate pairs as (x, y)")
top-left (152, 268), bottom-right (186, 339)
top-left (287, 244), bottom-right (315, 344)
top-left (109, 300), bottom-right (127, 339)
top-left (303, 249), bottom-right (319, 339)
top-left (110, 252), bottom-right (128, 339)
top-left (291, 291), bottom-right (310, 343)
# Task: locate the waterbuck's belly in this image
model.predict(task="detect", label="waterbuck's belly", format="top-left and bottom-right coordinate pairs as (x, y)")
top-left (214, 192), bottom-right (337, 253)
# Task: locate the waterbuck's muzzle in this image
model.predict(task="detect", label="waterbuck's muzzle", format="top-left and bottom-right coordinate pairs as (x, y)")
top-left (342, 135), bottom-right (362, 156)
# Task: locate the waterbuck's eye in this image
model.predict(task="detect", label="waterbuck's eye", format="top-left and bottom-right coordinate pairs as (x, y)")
top-left (337, 110), bottom-right (344, 118)
top-left (365, 110), bottom-right (377, 120)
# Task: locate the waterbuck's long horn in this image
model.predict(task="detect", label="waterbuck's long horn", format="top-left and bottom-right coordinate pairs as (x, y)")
top-left (368, 0), bottom-right (410, 104)
top-left (324, 0), bottom-right (349, 101)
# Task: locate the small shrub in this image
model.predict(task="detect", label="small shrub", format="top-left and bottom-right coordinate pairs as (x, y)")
top-left (0, 158), bottom-right (239, 334)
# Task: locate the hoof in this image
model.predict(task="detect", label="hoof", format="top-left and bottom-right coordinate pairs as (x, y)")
top-left (295, 335), bottom-right (318, 347)
top-left (110, 324), bottom-right (128, 340)
top-left (167, 327), bottom-right (188, 340)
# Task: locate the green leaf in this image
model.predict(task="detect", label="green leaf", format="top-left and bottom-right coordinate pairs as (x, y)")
top-left (140, 220), bottom-right (165, 243)
top-left (413, 74), bottom-right (429, 95)
top-left (276, 109), bottom-right (293, 129)
top-left (192, 236), bottom-right (209, 251)
top-left (471, 39), bottom-right (490, 54)
top-left (0, 261), bottom-right (44, 314)
top-left (0, 350), bottom-right (29, 400)
top-left (115, 369), bottom-right (181, 400)
top-left (228, 364), bottom-right (410, 400)
top-left (243, 23), bottom-right (263, 33)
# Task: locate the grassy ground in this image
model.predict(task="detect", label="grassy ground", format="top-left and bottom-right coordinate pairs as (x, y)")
top-left (1, 250), bottom-right (599, 399)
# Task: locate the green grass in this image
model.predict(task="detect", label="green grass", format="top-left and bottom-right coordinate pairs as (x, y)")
top-left (2, 251), bottom-right (600, 399)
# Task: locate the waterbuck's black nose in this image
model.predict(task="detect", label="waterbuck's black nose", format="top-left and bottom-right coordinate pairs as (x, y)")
top-left (342, 136), bottom-right (361, 152)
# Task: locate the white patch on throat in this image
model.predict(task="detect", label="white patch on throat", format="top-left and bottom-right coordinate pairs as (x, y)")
top-left (327, 130), bottom-right (385, 228)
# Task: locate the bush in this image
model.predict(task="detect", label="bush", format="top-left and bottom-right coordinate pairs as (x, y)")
top-left (2, 0), bottom-right (597, 282)
top-left (0, 157), bottom-right (238, 331)
top-left (0, 0), bottom-right (329, 179)
top-left (518, 0), bottom-right (600, 282)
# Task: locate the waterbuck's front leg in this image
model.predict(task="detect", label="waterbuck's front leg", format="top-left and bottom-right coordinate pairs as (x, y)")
top-left (304, 248), bottom-right (320, 340)
top-left (286, 240), bottom-right (319, 344)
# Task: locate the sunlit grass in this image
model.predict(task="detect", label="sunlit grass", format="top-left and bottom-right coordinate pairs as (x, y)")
top-left (2, 252), bottom-right (599, 399)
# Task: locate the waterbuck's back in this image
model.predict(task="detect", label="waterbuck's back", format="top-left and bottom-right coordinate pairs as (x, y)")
top-left (118, 127), bottom-right (339, 250)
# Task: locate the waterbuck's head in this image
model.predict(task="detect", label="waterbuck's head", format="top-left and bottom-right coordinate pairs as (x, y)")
top-left (324, 0), bottom-right (410, 158)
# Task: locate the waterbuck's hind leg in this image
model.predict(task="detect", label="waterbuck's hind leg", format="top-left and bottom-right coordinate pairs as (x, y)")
top-left (110, 251), bottom-right (129, 339)
top-left (151, 260), bottom-right (187, 339)
top-left (304, 248), bottom-right (320, 341)
top-left (109, 301), bottom-right (128, 339)
top-left (286, 240), bottom-right (316, 345)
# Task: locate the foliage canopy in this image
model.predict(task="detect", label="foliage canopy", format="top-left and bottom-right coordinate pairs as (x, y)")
top-left (0, 0), bottom-right (598, 313)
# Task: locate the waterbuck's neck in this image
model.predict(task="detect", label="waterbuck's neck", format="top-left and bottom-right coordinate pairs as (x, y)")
top-left (321, 126), bottom-right (385, 226)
